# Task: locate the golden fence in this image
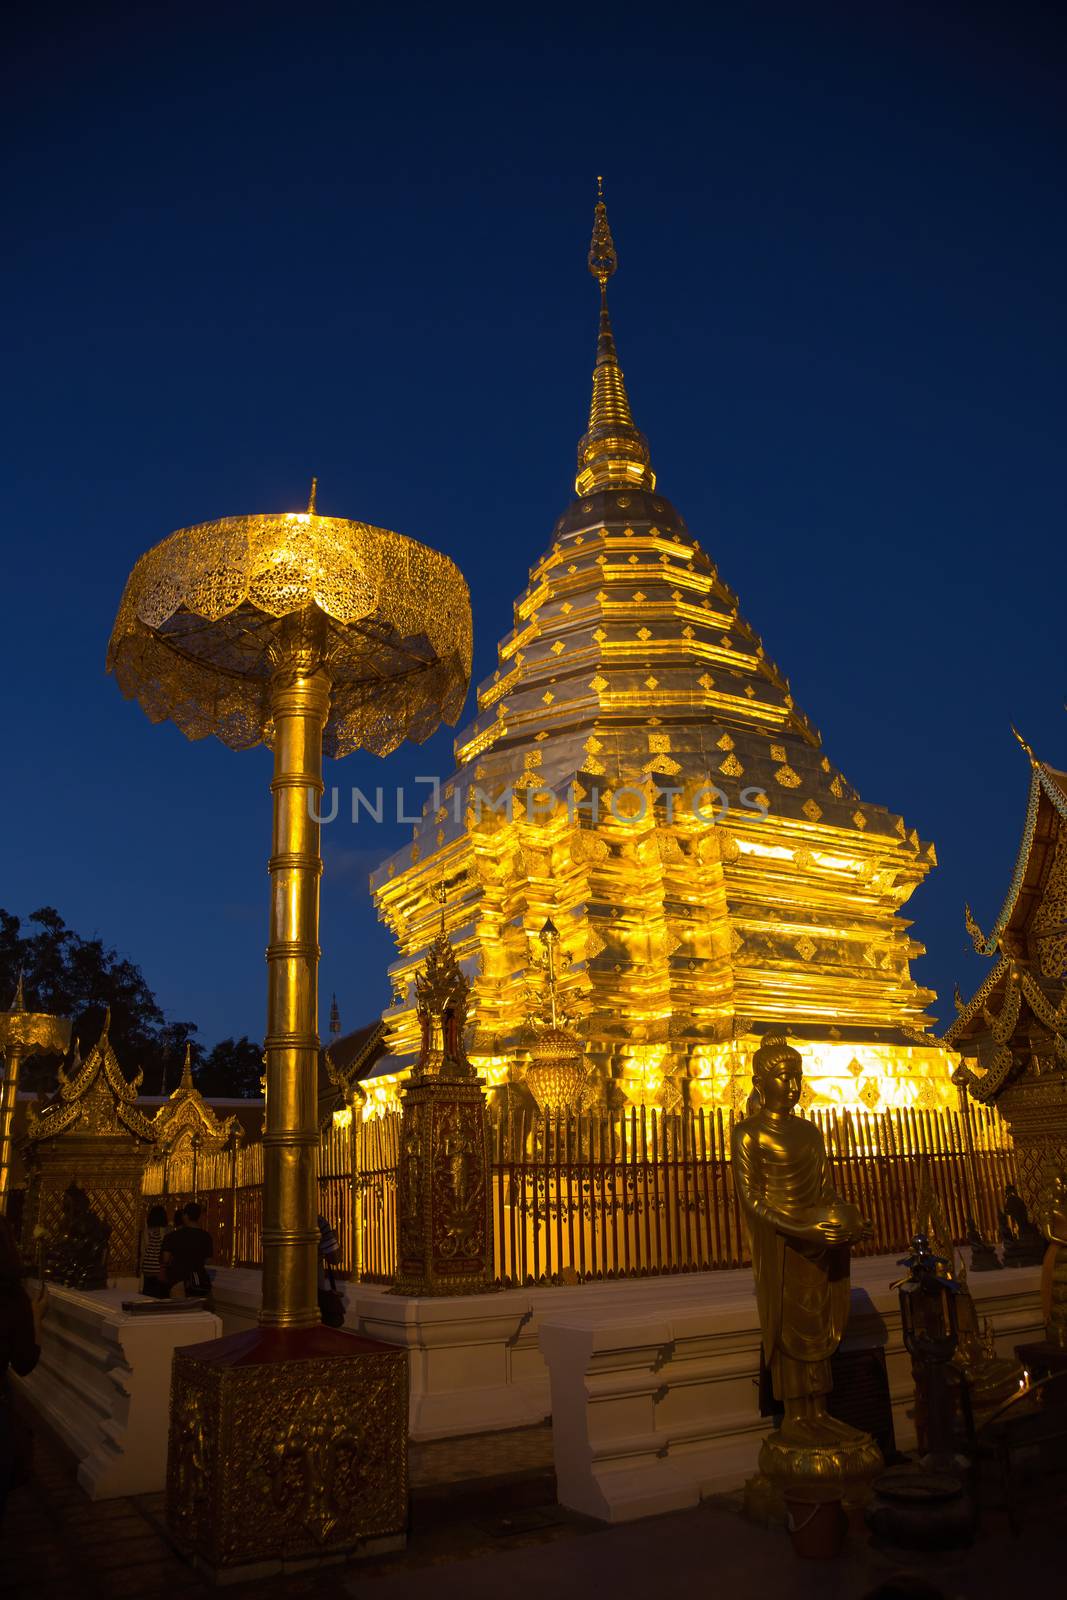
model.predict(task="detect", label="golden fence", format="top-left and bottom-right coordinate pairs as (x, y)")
top-left (142, 1101), bottom-right (1015, 1287)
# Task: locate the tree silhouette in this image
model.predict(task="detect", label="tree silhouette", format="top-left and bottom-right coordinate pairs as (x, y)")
top-left (0, 907), bottom-right (261, 1097)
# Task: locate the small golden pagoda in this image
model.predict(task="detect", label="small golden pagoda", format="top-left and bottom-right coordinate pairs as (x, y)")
top-left (947, 731), bottom-right (1067, 1205)
top-left (371, 186), bottom-right (957, 1116)
top-left (152, 1044), bottom-right (237, 1157)
top-left (21, 1012), bottom-right (157, 1277)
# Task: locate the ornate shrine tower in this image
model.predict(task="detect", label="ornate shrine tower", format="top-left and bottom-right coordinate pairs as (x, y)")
top-left (371, 188), bottom-right (956, 1116)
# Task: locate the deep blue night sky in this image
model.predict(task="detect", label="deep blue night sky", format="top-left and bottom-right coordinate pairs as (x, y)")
top-left (3, 2), bottom-right (1065, 1050)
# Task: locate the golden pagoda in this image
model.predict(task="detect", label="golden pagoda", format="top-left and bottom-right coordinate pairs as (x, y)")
top-left (371, 186), bottom-right (957, 1117)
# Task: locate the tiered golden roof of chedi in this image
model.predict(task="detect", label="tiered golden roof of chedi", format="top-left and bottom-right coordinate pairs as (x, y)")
top-left (371, 190), bottom-right (955, 1116)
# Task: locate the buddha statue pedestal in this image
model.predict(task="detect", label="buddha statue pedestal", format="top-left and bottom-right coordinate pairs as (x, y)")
top-left (733, 1036), bottom-right (882, 1556)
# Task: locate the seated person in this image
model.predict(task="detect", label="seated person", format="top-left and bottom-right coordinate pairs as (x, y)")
top-left (160, 1203), bottom-right (214, 1298)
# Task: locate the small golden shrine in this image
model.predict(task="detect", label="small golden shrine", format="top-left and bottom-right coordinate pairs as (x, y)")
top-left (393, 915), bottom-right (493, 1295)
top-left (21, 1011), bottom-right (157, 1278)
top-left (371, 187), bottom-right (957, 1120)
top-left (152, 1044), bottom-right (237, 1156)
top-left (947, 732), bottom-right (1067, 1206)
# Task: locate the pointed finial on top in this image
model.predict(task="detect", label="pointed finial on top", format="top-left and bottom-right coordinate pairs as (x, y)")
top-left (588, 179), bottom-right (618, 289)
top-left (180, 1042), bottom-right (194, 1090)
top-left (1011, 724), bottom-right (1037, 764)
top-left (329, 993), bottom-right (341, 1038)
top-left (101, 1006), bottom-right (111, 1038)
top-left (576, 182), bottom-right (655, 496)
top-left (433, 880), bottom-right (447, 936)
top-left (307, 476), bottom-right (318, 515)
top-left (9, 970), bottom-right (25, 1012)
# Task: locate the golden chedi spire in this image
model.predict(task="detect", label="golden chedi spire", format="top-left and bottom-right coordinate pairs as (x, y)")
top-left (575, 179), bottom-right (655, 496)
top-left (373, 186), bottom-right (957, 1124)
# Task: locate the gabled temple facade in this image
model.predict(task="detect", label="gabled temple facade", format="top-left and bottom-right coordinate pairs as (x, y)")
top-left (948, 733), bottom-right (1067, 1204)
top-left (370, 193), bottom-right (957, 1117)
top-left (20, 1012), bottom-right (157, 1276)
top-left (151, 1044), bottom-right (237, 1156)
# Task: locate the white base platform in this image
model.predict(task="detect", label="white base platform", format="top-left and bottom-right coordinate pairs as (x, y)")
top-left (210, 1266), bottom-right (553, 1440)
top-left (536, 1256), bottom-right (1045, 1522)
top-left (14, 1281), bottom-right (221, 1500)
top-left (207, 1256), bottom-right (1044, 1523)
top-left (211, 1270), bottom-right (767, 1442)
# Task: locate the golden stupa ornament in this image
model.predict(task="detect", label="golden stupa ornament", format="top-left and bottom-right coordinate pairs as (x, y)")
top-left (394, 893), bottom-right (493, 1295)
top-left (412, 892), bottom-right (475, 1080)
top-left (523, 919), bottom-right (587, 1115)
top-left (110, 479), bottom-right (465, 1573)
top-left (0, 976), bottom-right (72, 1205)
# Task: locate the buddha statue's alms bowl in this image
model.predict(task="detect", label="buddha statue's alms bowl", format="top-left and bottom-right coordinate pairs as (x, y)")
top-left (817, 1197), bottom-right (865, 1234)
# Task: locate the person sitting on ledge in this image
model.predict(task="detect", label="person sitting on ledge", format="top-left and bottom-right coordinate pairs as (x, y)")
top-left (160, 1203), bottom-right (214, 1299)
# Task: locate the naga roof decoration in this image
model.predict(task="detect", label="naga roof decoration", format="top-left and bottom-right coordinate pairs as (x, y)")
top-left (151, 1043), bottom-right (237, 1154)
top-left (24, 1011), bottom-right (157, 1145)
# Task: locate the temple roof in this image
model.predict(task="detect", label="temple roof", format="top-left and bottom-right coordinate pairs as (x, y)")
top-left (946, 732), bottom-right (1067, 1100)
top-left (318, 1019), bottom-right (389, 1123)
top-left (958, 730), bottom-right (1067, 965)
top-left (151, 1044), bottom-right (237, 1154)
top-left (23, 1011), bottom-right (156, 1145)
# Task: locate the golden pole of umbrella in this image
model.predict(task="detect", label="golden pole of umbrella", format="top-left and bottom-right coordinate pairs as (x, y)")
top-left (107, 483), bottom-right (469, 1574)
top-left (0, 977), bottom-right (71, 1206)
top-left (108, 486), bottom-right (471, 1329)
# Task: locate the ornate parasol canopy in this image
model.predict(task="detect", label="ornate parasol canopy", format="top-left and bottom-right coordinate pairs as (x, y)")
top-left (0, 976), bottom-right (72, 1063)
top-left (106, 494), bottom-right (472, 756)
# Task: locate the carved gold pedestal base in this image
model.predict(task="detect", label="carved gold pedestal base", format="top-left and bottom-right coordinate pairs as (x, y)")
top-left (758, 1427), bottom-right (883, 1506)
top-left (166, 1326), bottom-right (408, 1580)
top-left (393, 1071), bottom-right (494, 1297)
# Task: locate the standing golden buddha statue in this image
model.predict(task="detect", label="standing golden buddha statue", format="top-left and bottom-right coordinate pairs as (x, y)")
top-left (733, 1034), bottom-right (882, 1506)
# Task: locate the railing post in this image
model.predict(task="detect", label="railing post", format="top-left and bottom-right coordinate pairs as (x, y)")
top-left (228, 1130), bottom-right (242, 1268)
top-left (355, 1107), bottom-right (367, 1280)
